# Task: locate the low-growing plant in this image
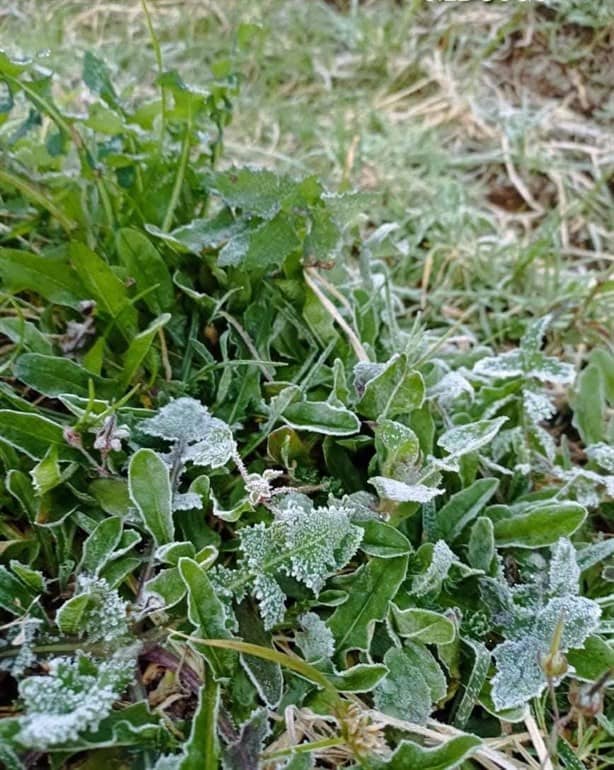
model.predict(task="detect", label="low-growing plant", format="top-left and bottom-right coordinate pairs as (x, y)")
top-left (0, 10), bottom-right (612, 770)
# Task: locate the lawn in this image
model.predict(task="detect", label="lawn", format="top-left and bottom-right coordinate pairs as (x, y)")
top-left (0, 2), bottom-right (612, 769)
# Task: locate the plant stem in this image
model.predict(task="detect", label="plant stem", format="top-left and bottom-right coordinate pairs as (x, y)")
top-left (303, 267), bottom-right (369, 362)
top-left (141, 0), bottom-right (167, 149)
top-left (262, 736), bottom-right (345, 760)
top-left (162, 116), bottom-right (191, 232)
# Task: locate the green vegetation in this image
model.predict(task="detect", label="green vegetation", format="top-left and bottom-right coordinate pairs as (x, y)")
top-left (0, 2), bottom-right (612, 769)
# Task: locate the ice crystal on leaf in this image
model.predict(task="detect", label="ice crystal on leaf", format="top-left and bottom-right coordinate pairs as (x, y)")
top-left (587, 443), bottom-right (614, 474)
top-left (491, 538), bottom-right (601, 710)
top-left (369, 476), bottom-right (443, 504)
top-left (140, 397), bottom-right (236, 469)
top-left (473, 316), bottom-right (575, 386)
top-left (56, 575), bottom-right (128, 644)
top-left (429, 370), bottom-right (474, 405)
top-left (296, 612), bottom-right (335, 661)
top-left (412, 541), bottom-right (457, 597)
top-left (17, 650), bottom-right (136, 749)
top-left (214, 495), bottom-right (362, 629)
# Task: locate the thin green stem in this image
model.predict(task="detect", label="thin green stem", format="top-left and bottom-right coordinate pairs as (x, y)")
top-left (141, 0), bottom-right (167, 149)
top-left (262, 736), bottom-right (345, 761)
top-left (162, 115), bottom-right (192, 232)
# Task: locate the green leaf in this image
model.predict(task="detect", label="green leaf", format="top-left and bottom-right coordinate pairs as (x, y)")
top-left (56, 593), bottom-right (93, 636)
top-left (328, 555), bottom-right (408, 659)
top-left (0, 247), bottom-right (85, 308)
top-left (356, 355), bottom-right (425, 420)
top-left (128, 448), bottom-right (174, 548)
top-left (89, 478), bottom-right (132, 517)
top-left (0, 565), bottom-right (37, 616)
top-left (15, 354), bottom-right (114, 399)
top-left (237, 602), bottom-right (283, 708)
top-left (178, 557), bottom-right (236, 679)
top-left (30, 447), bottom-right (63, 495)
top-left (145, 566), bottom-right (186, 609)
top-left (467, 517), bottom-right (495, 572)
top-left (373, 644), bottom-right (443, 723)
top-left (83, 51), bottom-right (119, 108)
top-left (209, 167), bottom-right (296, 217)
top-left (221, 708), bottom-right (269, 770)
top-left (374, 419), bottom-right (421, 478)
top-left (567, 635), bottom-right (614, 681)
top-left (219, 213), bottom-right (300, 271)
top-left (178, 676), bottom-right (220, 770)
top-left (326, 662), bottom-right (388, 692)
top-left (390, 606), bottom-right (456, 645)
top-left (492, 502), bottom-right (587, 548)
top-left (282, 400), bottom-right (360, 436)
top-left (116, 228), bottom-right (174, 314)
top-left (453, 639), bottom-right (490, 728)
top-left (0, 317), bottom-right (52, 355)
top-left (69, 242), bottom-right (137, 339)
top-left (121, 313), bottom-right (171, 386)
top-left (79, 516), bottom-right (123, 575)
top-left (0, 410), bottom-right (80, 461)
top-left (436, 478), bottom-right (499, 541)
top-left (378, 734), bottom-right (481, 770)
top-left (571, 350), bottom-right (613, 445)
top-left (359, 520), bottom-right (413, 559)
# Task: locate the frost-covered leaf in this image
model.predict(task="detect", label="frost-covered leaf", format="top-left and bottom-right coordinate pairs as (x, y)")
top-left (140, 398), bottom-right (236, 469)
top-left (129, 448), bottom-right (174, 548)
top-left (548, 538), bottom-right (580, 597)
top-left (140, 397), bottom-right (218, 443)
top-left (355, 354), bottom-right (425, 420)
top-left (412, 541), bottom-right (457, 597)
top-left (474, 317), bottom-right (574, 387)
top-left (222, 708), bottom-right (269, 770)
top-left (437, 417), bottom-right (507, 458)
top-left (282, 400), bottom-right (360, 436)
top-left (473, 351), bottom-right (524, 380)
top-left (17, 651), bottom-right (136, 749)
top-left (179, 557), bottom-right (236, 678)
top-left (328, 555), bottom-right (408, 658)
top-left (528, 356), bottom-right (575, 385)
top-left (215, 497), bottom-right (362, 630)
top-left (374, 419), bottom-right (421, 479)
top-left (295, 612), bottom-right (335, 662)
top-left (429, 370), bottom-right (474, 405)
top-left (390, 605), bottom-right (456, 645)
top-left (373, 646), bottom-right (432, 723)
top-left (586, 443), bottom-right (614, 474)
top-left (56, 575), bottom-right (128, 644)
top-left (523, 389), bottom-right (555, 424)
top-left (491, 540), bottom-right (601, 710)
top-left (183, 424), bottom-right (235, 468)
top-left (370, 476), bottom-right (442, 504)
top-left (491, 636), bottom-right (545, 711)
top-left (376, 734), bottom-right (481, 770)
